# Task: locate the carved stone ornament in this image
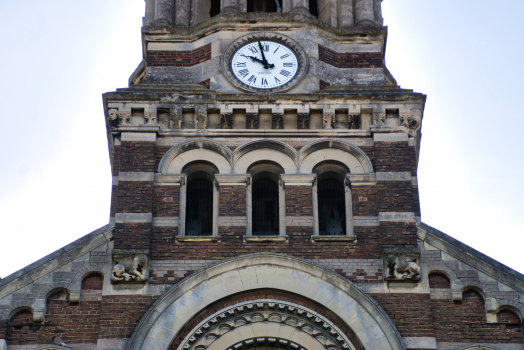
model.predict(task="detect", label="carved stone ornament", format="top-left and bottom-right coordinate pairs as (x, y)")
top-left (144, 112), bottom-right (157, 124)
top-left (272, 113), bottom-right (284, 129)
top-left (108, 109), bottom-right (121, 128)
top-left (323, 113), bottom-right (335, 129)
top-left (373, 112), bottom-right (386, 126)
top-left (297, 113), bottom-right (310, 129)
top-left (117, 111), bottom-right (131, 125)
top-left (169, 105), bottom-right (183, 129)
top-left (220, 32), bottom-right (309, 93)
top-left (348, 114), bottom-right (361, 130)
top-left (400, 109), bottom-right (422, 132)
top-left (195, 106), bottom-right (207, 129)
top-left (220, 112), bottom-right (233, 129)
top-left (111, 253), bottom-right (149, 283)
top-left (246, 113), bottom-right (259, 129)
top-left (383, 251), bottom-right (421, 281)
top-left (178, 300), bottom-right (358, 350)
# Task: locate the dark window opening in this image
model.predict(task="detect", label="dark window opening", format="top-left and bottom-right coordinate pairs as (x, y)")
top-left (252, 176), bottom-right (279, 236)
top-left (210, 0), bottom-right (221, 17)
top-left (247, 0), bottom-right (282, 13)
top-left (318, 177), bottom-right (346, 236)
top-left (186, 177), bottom-right (213, 236)
top-left (309, 0), bottom-right (318, 17)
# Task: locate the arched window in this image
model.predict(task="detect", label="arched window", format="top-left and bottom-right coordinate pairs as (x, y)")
top-left (248, 161), bottom-right (284, 236)
top-left (309, 0), bottom-right (318, 16)
top-left (247, 0), bottom-right (282, 13)
top-left (209, 0), bottom-right (220, 17)
top-left (182, 161), bottom-right (218, 236)
top-left (313, 161), bottom-right (352, 236)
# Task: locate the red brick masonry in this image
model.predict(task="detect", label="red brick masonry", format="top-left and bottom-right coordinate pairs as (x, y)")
top-left (318, 45), bottom-right (382, 69)
top-left (147, 44), bottom-right (212, 67)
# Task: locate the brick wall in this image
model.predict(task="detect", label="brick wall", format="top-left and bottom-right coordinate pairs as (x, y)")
top-left (380, 222), bottom-right (418, 249)
top-left (431, 289), bottom-right (523, 343)
top-left (318, 45), bottom-right (382, 68)
top-left (374, 142), bottom-right (412, 172)
top-left (119, 141), bottom-right (155, 172)
top-left (372, 293), bottom-right (435, 338)
top-left (114, 223), bottom-right (152, 250)
top-left (153, 186), bottom-right (180, 217)
top-left (377, 181), bottom-right (414, 212)
top-left (116, 182), bottom-right (153, 213)
top-left (146, 45), bottom-right (211, 67)
top-left (98, 295), bottom-right (157, 340)
top-left (351, 185), bottom-right (378, 216)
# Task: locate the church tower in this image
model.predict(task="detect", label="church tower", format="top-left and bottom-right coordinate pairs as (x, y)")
top-left (2, 2), bottom-right (524, 350)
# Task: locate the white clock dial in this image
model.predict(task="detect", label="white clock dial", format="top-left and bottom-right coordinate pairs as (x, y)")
top-left (230, 40), bottom-right (300, 90)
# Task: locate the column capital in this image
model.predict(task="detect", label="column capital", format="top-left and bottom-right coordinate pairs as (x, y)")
top-left (281, 174), bottom-right (316, 186)
top-left (347, 173), bottom-right (376, 186)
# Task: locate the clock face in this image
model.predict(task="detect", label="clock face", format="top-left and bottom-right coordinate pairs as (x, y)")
top-left (230, 40), bottom-right (300, 90)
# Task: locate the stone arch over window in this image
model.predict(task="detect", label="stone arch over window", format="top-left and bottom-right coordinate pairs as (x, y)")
top-left (182, 161), bottom-right (219, 236)
top-left (158, 139), bottom-right (233, 174)
top-left (298, 140), bottom-right (373, 174)
top-left (126, 253), bottom-right (405, 350)
top-left (233, 139), bottom-right (297, 174)
top-left (312, 160), bottom-right (352, 236)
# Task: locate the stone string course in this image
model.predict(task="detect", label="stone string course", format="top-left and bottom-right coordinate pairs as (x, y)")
top-left (318, 45), bottom-right (383, 68)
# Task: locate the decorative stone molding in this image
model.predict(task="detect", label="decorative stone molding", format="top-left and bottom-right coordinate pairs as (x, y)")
top-left (383, 249), bottom-right (421, 282)
top-left (347, 173), bottom-right (376, 186)
top-left (272, 113), bottom-right (284, 129)
top-left (176, 236), bottom-right (220, 242)
top-left (323, 112), bottom-right (335, 129)
top-left (246, 112), bottom-right (259, 129)
top-left (400, 109), bottom-right (422, 132)
top-left (348, 114), bottom-right (361, 129)
top-left (297, 113), bottom-right (310, 129)
top-left (169, 105), bottom-right (183, 129)
top-left (373, 111), bottom-right (386, 126)
top-left (118, 111), bottom-right (131, 125)
top-left (111, 251), bottom-right (149, 284)
top-left (376, 172), bottom-right (411, 181)
top-left (108, 109), bottom-right (121, 128)
top-left (114, 213), bottom-right (153, 223)
top-left (178, 300), bottom-right (358, 350)
top-left (195, 105), bottom-right (207, 129)
top-left (311, 236), bottom-right (357, 242)
top-left (127, 253), bottom-right (405, 350)
top-left (220, 112), bottom-right (233, 129)
top-left (144, 112), bottom-right (157, 124)
top-left (244, 236), bottom-right (288, 242)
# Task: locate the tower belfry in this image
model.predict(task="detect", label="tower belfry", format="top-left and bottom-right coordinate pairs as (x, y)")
top-left (2, 2), bottom-right (524, 350)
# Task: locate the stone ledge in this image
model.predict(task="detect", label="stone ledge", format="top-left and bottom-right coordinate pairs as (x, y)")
top-left (376, 172), bottom-right (411, 181)
top-left (176, 236), bottom-right (220, 242)
top-left (311, 235), bottom-right (357, 242)
top-left (403, 337), bottom-right (436, 349)
top-left (244, 236), bottom-right (288, 242)
top-left (119, 172), bottom-right (155, 182)
top-left (379, 212), bottom-right (416, 222)
top-left (119, 127), bottom-right (160, 137)
top-left (115, 213), bottom-right (153, 223)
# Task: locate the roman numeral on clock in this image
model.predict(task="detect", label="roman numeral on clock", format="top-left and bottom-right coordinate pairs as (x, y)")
top-left (275, 77), bottom-right (281, 84)
top-left (279, 70), bottom-right (291, 77)
top-left (238, 69), bottom-right (249, 77)
top-left (248, 46), bottom-right (258, 54)
top-left (236, 62), bottom-right (247, 67)
top-left (283, 63), bottom-right (293, 67)
top-left (261, 45), bottom-right (269, 52)
top-left (248, 75), bottom-right (257, 83)
top-left (261, 78), bottom-right (268, 86)
top-left (280, 53), bottom-right (290, 59)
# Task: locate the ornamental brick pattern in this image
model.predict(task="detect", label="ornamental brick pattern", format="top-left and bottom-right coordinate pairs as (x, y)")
top-left (146, 44), bottom-right (211, 67)
top-left (318, 45), bottom-right (382, 69)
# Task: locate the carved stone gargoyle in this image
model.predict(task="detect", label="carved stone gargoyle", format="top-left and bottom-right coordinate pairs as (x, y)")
top-left (383, 251), bottom-right (421, 281)
top-left (111, 252), bottom-right (149, 283)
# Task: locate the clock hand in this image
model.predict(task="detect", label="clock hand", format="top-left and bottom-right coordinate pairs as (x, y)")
top-left (240, 54), bottom-right (275, 69)
top-left (258, 40), bottom-right (270, 68)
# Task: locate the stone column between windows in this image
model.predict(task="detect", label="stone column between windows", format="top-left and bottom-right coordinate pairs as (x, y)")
top-left (354, 0), bottom-right (374, 26)
top-left (291, 0), bottom-right (309, 15)
top-left (174, 0), bottom-right (190, 26)
top-left (280, 174), bottom-right (315, 236)
top-left (215, 174), bottom-right (249, 236)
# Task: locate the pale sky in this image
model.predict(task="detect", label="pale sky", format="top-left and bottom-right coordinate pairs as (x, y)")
top-left (0, 1), bottom-right (522, 279)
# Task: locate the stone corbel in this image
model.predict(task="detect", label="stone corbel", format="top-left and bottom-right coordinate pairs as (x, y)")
top-left (169, 105), bottom-right (183, 129)
top-left (144, 112), bottom-right (157, 125)
top-left (347, 173), bottom-right (376, 186)
top-left (215, 174), bottom-right (250, 186)
top-left (485, 297), bottom-right (500, 323)
top-left (280, 174), bottom-right (316, 186)
top-left (32, 299), bottom-right (45, 323)
top-left (154, 174), bottom-right (184, 185)
top-left (69, 290), bottom-right (81, 304)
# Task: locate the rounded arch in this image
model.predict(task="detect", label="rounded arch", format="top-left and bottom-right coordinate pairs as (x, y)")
top-left (127, 253), bottom-right (405, 350)
top-left (9, 307), bottom-right (33, 326)
top-left (234, 140), bottom-right (298, 174)
top-left (158, 140), bottom-right (233, 174)
top-left (298, 140), bottom-right (373, 174)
